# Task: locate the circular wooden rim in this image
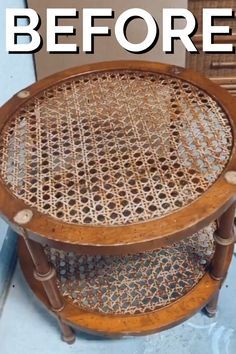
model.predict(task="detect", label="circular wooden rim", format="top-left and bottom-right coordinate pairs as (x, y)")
top-left (1, 61), bottom-right (236, 250)
top-left (18, 238), bottom-right (223, 336)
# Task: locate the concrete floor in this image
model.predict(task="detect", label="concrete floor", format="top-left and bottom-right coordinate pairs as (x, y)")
top-left (1, 1), bottom-right (236, 353)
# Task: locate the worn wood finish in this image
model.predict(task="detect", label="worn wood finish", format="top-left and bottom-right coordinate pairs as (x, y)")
top-left (205, 291), bottom-right (220, 317)
top-left (0, 62), bottom-right (236, 254)
top-left (58, 319), bottom-right (76, 344)
top-left (210, 203), bottom-right (236, 280)
top-left (7, 191), bottom-right (236, 256)
top-left (205, 225), bottom-right (234, 317)
top-left (22, 237), bottom-right (64, 310)
top-left (0, 61), bottom-right (236, 340)
top-left (19, 238), bottom-right (234, 337)
top-left (22, 237), bottom-right (75, 344)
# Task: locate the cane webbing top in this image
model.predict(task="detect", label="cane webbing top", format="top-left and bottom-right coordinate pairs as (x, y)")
top-left (45, 223), bottom-right (215, 315)
top-left (0, 69), bottom-right (232, 226)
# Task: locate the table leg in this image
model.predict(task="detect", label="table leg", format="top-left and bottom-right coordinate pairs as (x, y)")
top-left (58, 318), bottom-right (76, 344)
top-left (205, 290), bottom-right (219, 317)
top-left (23, 237), bottom-right (76, 344)
top-left (205, 203), bottom-right (235, 315)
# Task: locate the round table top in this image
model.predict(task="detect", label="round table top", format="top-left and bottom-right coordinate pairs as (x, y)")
top-left (0, 61), bottom-right (236, 252)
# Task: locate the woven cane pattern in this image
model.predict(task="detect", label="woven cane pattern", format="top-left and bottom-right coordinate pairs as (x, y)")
top-left (0, 70), bottom-right (232, 226)
top-left (45, 223), bottom-right (215, 315)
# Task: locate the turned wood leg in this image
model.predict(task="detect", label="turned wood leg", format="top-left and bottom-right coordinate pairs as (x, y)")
top-left (23, 237), bottom-right (76, 344)
top-left (205, 290), bottom-right (219, 317)
top-left (205, 203), bottom-right (235, 315)
top-left (58, 318), bottom-right (76, 344)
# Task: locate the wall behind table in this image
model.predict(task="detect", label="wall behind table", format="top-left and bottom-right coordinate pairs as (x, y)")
top-left (27, 0), bottom-right (187, 79)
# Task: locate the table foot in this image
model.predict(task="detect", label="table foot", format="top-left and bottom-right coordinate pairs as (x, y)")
top-left (204, 291), bottom-right (219, 318)
top-left (58, 319), bottom-right (76, 344)
top-left (204, 307), bottom-right (217, 318)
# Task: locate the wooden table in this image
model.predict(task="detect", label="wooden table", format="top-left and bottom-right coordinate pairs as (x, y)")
top-left (0, 61), bottom-right (236, 344)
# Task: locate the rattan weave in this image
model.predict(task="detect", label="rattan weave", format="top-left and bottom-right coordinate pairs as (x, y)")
top-left (45, 223), bottom-right (215, 315)
top-left (0, 70), bottom-right (232, 226)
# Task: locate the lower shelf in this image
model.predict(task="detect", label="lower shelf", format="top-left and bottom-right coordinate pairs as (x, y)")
top-left (18, 223), bottom-right (225, 336)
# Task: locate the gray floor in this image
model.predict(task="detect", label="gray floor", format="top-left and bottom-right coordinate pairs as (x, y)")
top-left (0, 256), bottom-right (235, 354)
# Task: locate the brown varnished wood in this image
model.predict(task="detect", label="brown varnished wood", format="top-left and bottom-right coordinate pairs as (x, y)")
top-left (18, 238), bottom-right (234, 336)
top-left (205, 201), bottom-right (235, 314)
top-left (28, 193), bottom-right (236, 255)
top-left (205, 291), bottom-right (220, 317)
top-left (23, 237), bottom-right (64, 311)
top-left (58, 319), bottom-right (76, 344)
top-left (7, 61), bottom-right (236, 339)
top-left (211, 203), bottom-right (236, 280)
top-left (0, 62), bottom-right (236, 254)
top-left (22, 237), bottom-right (75, 343)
